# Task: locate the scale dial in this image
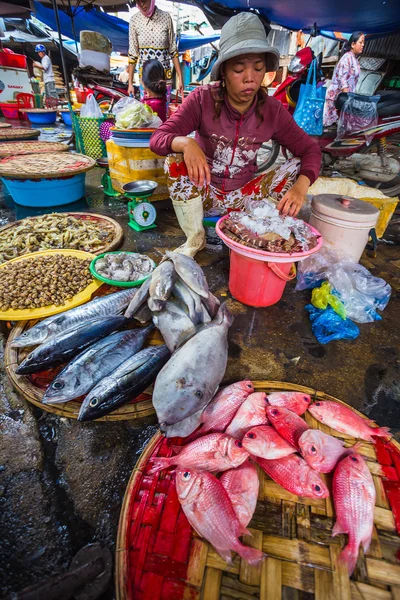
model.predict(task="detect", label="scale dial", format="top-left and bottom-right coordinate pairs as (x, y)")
top-left (132, 202), bottom-right (157, 227)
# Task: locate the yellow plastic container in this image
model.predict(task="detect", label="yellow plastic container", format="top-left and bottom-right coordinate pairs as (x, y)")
top-left (106, 139), bottom-right (168, 201)
top-left (359, 196), bottom-right (398, 238)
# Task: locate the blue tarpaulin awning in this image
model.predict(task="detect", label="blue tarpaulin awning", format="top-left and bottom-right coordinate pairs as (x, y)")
top-left (186, 0), bottom-right (400, 35)
top-left (34, 1), bottom-right (219, 54)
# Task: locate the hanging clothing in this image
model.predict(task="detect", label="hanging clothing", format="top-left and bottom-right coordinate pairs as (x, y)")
top-left (323, 51), bottom-right (361, 126)
top-left (128, 7), bottom-right (178, 100)
top-left (165, 153), bottom-right (302, 216)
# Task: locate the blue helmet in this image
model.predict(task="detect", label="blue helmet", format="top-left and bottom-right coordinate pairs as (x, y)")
top-left (35, 44), bottom-right (46, 53)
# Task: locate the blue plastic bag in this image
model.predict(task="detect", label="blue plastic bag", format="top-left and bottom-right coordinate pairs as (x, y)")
top-left (294, 59), bottom-right (326, 135)
top-left (306, 305), bottom-right (360, 344)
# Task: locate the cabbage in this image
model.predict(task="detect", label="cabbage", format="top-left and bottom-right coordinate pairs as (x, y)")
top-left (115, 101), bottom-right (155, 129)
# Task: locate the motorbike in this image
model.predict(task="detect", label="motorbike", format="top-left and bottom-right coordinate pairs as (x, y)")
top-left (257, 49), bottom-right (400, 196)
top-left (74, 67), bottom-right (140, 111)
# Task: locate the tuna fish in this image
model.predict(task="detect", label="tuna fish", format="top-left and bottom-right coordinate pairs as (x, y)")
top-left (266, 406), bottom-right (309, 450)
top-left (176, 468), bottom-right (264, 565)
top-left (332, 454), bottom-right (376, 575)
top-left (16, 316), bottom-right (129, 375)
top-left (220, 460), bottom-right (259, 529)
top-left (148, 433), bottom-right (249, 475)
top-left (152, 303), bottom-right (233, 435)
top-left (308, 401), bottom-right (391, 442)
top-left (225, 392), bottom-right (269, 439)
top-left (42, 326), bottom-right (153, 404)
top-left (11, 289), bottom-right (137, 348)
top-left (78, 345), bottom-right (170, 421)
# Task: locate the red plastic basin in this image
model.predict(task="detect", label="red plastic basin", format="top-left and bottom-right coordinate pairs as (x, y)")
top-left (0, 103), bottom-right (19, 119)
top-left (0, 53), bottom-right (27, 69)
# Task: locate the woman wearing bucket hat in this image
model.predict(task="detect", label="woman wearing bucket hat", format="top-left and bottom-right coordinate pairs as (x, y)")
top-left (150, 12), bottom-right (322, 257)
top-left (128, 0), bottom-right (184, 102)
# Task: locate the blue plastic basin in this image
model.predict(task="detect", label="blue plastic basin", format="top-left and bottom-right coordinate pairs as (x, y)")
top-left (2, 174), bottom-right (87, 207)
top-left (26, 110), bottom-right (57, 124)
top-left (60, 111), bottom-right (73, 127)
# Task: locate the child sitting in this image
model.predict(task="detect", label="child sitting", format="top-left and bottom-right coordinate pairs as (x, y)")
top-left (141, 59), bottom-right (167, 123)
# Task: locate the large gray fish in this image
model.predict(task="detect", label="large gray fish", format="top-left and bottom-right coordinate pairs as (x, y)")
top-left (153, 300), bottom-right (197, 352)
top-left (152, 303), bottom-right (233, 433)
top-left (11, 289), bottom-right (137, 348)
top-left (172, 279), bottom-right (203, 325)
top-left (78, 344), bottom-right (170, 421)
top-left (16, 316), bottom-right (129, 375)
top-left (161, 406), bottom-right (205, 438)
top-left (202, 291), bottom-right (221, 319)
top-left (42, 326), bottom-right (153, 404)
top-left (165, 251), bottom-right (209, 299)
top-left (149, 261), bottom-right (176, 302)
top-left (125, 276), bottom-right (151, 318)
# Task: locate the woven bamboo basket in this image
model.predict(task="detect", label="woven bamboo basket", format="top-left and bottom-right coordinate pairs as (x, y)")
top-left (4, 320), bottom-right (162, 421)
top-left (0, 141), bottom-right (69, 157)
top-left (0, 123), bottom-right (12, 128)
top-left (0, 152), bottom-right (95, 179)
top-left (116, 381), bottom-right (400, 600)
top-left (0, 128), bottom-right (40, 140)
top-left (0, 212), bottom-right (124, 261)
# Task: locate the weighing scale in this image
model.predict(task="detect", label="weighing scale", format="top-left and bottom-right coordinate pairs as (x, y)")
top-left (96, 157), bottom-right (121, 198)
top-left (122, 180), bottom-right (158, 231)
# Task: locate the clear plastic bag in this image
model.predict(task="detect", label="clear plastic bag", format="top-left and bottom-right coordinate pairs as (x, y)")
top-left (336, 93), bottom-right (379, 144)
top-left (80, 93), bottom-right (103, 118)
top-left (297, 247), bottom-right (391, 323)
top-left (306, 305), bottom-right (360, 344)
top-left (112, 97), bottom-right (162, 129)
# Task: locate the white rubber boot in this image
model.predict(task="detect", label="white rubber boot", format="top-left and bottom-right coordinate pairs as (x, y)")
top-left (172, 195), bottom-right (206, 257)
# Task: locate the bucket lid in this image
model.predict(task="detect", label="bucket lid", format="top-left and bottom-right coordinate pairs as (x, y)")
top-left (311, 194), bottom-right (379, 225)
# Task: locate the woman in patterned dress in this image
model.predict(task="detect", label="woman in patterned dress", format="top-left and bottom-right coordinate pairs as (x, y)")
top-left (128, 0), bottom-right (183, 102)
top-left (323, 32), bottom-right (365, 127)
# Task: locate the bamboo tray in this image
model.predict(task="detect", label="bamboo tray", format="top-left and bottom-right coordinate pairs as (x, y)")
top-left (0, 123), bottom-right (12, 128)
top-left (0, 152), bottom-right (95, 179)
top-left (5, 320), bottom-right (162, 421)
top-left (116, 382), bottom-right (400, 600)
top-left (0, 127), bottom-right (40, 140)
top-left (0, 212), bottom-right (124, 262)
top-left (0, 141), bottom-right (69, 157)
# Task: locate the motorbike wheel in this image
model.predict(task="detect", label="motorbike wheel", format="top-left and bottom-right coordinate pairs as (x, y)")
top-left (256, 140), bottom-right (280, 173)
top-left (95, 93), bottom-right (113, 112)
top-left (360, 135), bottom-right (400, 197)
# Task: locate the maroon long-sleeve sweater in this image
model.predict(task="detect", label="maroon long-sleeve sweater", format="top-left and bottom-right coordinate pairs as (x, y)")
top-left (150, 83), bottom-right (321, 193)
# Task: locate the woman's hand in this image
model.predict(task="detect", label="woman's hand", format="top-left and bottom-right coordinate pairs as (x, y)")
top-left (277, 175), bottom-right (310, 217)
top-left (182, 138), bottom-right (211, 188)
top-left (178, 76), bottom-right (184, 101)
top-left (128, 83), bottom-right (135, 97)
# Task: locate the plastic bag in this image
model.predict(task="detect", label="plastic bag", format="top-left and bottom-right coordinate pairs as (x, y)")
top-left (337, 93), bottom-right (379, 144)
top-left (311, 282), bottom-right (346, 319)
top-left (80, 93), bottom-right (103, 118)
top-left (112, 97), bottom-right (162, 129)
top-left (297, 247), bottom-right (391, 323)
top-left (306, 305), bottom-right (359, 344)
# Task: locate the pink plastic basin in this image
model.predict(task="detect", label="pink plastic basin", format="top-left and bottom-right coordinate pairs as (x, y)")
top-left (216, 215), bottom-right (323, 307)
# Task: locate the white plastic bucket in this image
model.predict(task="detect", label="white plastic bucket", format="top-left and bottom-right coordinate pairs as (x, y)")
top-left (309, 194), bottom-right (379, 262)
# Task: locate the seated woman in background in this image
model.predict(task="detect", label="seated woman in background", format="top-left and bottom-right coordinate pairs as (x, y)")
top-left (150, 13), bottom-right (321, 257)
top-left (141, 59), bottom-right (167, 122)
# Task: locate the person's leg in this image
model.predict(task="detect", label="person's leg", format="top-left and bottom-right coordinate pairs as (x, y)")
top-left (45, 81), bottom-right (59, 99)
top-left (165, 153), bottom-right (210, 256)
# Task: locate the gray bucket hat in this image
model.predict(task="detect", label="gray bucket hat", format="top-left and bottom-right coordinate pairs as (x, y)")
top-left (211, 13), bottom-right (280, 81)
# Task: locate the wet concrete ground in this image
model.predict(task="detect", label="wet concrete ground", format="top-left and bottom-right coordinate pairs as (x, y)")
top-left (0, 123), bottom-right (399, 597)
